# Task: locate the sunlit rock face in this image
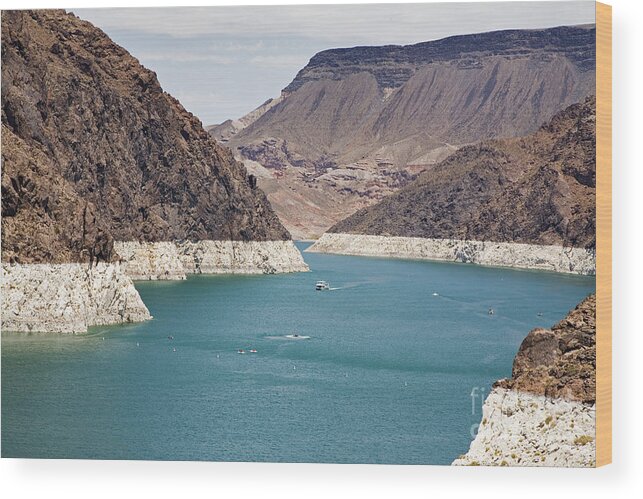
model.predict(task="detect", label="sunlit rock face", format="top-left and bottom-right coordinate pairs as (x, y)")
top-left (1, 263), bottom-right (151, 334)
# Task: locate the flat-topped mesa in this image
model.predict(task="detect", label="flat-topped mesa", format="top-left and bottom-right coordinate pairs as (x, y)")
top-left (453, 295), bottom-right (596, 467)
top-left (220, 25), bottom-right (595, 239)
top-left (285, 25), bottom-right (595, 93)
top-left (1, 10), bottom-right (307, 332)
top-left (309, 97), bottom-right (596, 275)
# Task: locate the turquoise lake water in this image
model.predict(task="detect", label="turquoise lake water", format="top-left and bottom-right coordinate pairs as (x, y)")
top-left (1, 243), bottom-right (595, 463)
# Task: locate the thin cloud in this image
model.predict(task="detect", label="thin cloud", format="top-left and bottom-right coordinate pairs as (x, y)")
top-left (209, 40), bottom-right (267, 53)
top-left (250, 55), bottom-right (311, 69)
top-left (136, 50), bottom-right (236, 64)
top-left (74, 2), bottom-right (595, 45)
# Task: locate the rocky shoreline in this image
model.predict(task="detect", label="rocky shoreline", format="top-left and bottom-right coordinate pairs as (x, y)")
top-left (307, 233), bottom-right (595, 275)
top-left (453, 295), bottom-right (596, 467)
top-left (115, 240), bottom-right (309, 280)
top-left (1, 241), bottom-right (309, 333)
top-left (1, 262), bottom-right (151, 334)
top-left (452, 388), bottom-right (595, 467)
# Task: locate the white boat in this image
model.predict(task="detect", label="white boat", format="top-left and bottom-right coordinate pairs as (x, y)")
top-left (315, 280), bottom-right (330, 291)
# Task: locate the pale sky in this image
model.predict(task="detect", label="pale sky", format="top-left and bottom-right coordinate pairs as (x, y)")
top-left (74, 2), bottom-right (595, 125)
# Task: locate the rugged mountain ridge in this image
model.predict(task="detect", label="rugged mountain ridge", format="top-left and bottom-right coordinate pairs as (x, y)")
top-left (328, 96), bottom-right (596, 249)
top-left (213, 25), bottom-right (596, 238)
top-left (1, 9), bottom-right (289, 265)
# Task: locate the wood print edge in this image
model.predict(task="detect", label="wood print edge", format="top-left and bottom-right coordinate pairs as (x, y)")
top-left (596, 1), bottom-right (612, 468)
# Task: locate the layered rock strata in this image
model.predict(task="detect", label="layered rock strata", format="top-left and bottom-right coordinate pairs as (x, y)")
top-left (114, 240), bottom-right (309, 280)
top-left (453, 295), bottom-right (596, 467)
top-left (1, 262), bottom-right (151, 334)
top-left (307, 234), bottom-right (595, 275)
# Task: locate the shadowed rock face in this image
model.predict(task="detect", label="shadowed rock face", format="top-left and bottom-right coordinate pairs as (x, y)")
top-left (497, 294), bottom-right (596, 404)
top-left (1, 10), bottom-right (289, 264)
top-left (217, 25), bottom-right (595, 239)
top-left (331, 96), bottom-right (596, 249)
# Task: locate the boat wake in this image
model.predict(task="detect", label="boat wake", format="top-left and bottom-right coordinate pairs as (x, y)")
top-left (265, 334), bottom-right (311, 341)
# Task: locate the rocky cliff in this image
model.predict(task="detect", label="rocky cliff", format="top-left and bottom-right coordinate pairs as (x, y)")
top-left (213, 26), bottom-right (595, 238)
top-left (453, 295), bottom-right (596, 467)
top-left (1, 9), bottom-right (289, 266)
top-left (114, 240), bottom-right (309, 280)
top-left (325, 96), bottom-right (596, 252)
top-left (497, 294), bottom-right (596, 404)
top-left (1, 10), bottom-right (306, 333)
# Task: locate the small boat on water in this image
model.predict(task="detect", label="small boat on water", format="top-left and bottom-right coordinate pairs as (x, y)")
top-left (249, 349), bottom-right (257, 353)
top-left (238, 349), bottom-right (246, 354)
top-left (285, 333), bottom-right (311, 340)
top-left (315, 280), bottom-right (330, 291)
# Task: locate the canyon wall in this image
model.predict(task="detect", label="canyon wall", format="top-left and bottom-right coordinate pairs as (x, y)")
top-left (312, 98), bottom-right (597, 272)
top-left (1, 240), bottom-right (309, 333)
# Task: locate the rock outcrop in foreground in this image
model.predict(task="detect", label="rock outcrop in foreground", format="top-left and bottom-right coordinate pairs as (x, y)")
top-left (453, 295), bottom-right (596, 467)
top-left (1, 10), bottom-right (307, 333)
top-left (213, 26), bottom-right (595, 238)
top-left (2, 263), bottom-right (151, 333)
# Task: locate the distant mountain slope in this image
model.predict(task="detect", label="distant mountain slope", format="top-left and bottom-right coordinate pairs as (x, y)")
top-left (214, 25), bottom-right (595, 239)
top-left (1, 10), bottom-right (289, 264)
top-left (330, 96), bottom-right (596, 249)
